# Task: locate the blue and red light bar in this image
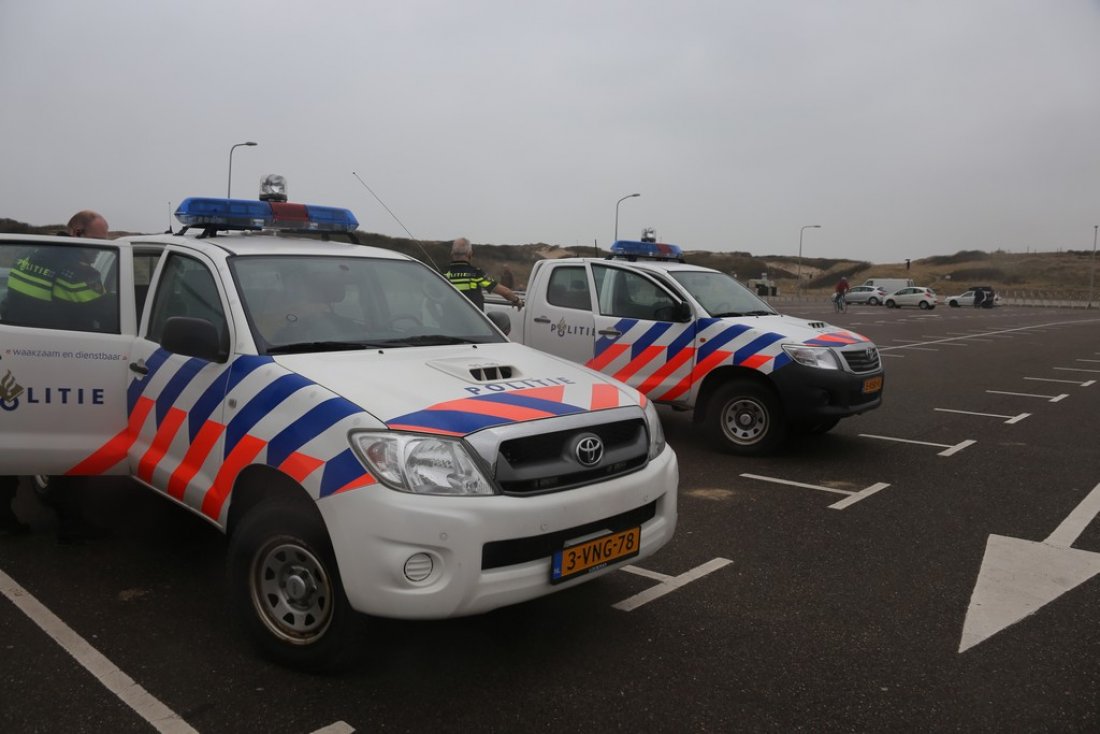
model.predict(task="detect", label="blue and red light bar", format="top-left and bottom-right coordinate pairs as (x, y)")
top-left (609, 240), bottom-right (684, 261)
top-left (175, 197), bottom-right (359, 233)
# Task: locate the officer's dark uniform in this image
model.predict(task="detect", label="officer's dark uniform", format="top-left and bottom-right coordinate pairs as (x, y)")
top-left (444, 260), bottom-right (497, 311)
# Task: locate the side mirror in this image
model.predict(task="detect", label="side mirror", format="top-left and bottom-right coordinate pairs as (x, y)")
top-left (486, 310), bottom-right (511, 336)
top-left (162, 316), bottom-right (229, 362)
top-left (673, 301), bottom-right (692, 322)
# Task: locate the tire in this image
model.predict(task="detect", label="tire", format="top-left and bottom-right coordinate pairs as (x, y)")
top-left (228, 497), bottom-right (363, 671)
top-left (31, 474), bottom-right (57, 506)
top-left (885, 300), bottom-right (896, 308)
top-left (705, 381), bottom-right (786, 455)
top-left (868, 297), bottom-right (879, 306)
top-left (949, 300), bottom-right (959, 307)
top-left (918, 301), bottom-right (931, 310)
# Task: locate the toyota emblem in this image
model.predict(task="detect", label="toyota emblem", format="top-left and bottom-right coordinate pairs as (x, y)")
top-left (575, 435), bottom-right (604, 467)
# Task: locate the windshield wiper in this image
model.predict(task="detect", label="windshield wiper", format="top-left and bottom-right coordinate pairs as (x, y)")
top-left (711, 309), bottom-right (777, 318)
top-left (381, 334), bottom-right (475, 346)
top-left (267, 340), bottom-right (384, 354)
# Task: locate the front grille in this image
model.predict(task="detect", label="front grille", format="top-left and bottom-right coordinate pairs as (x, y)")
top-left (841, 346), bottom-right (881, 373)
top-left (495, 418), bottom-right (648, 495)
top-left (482, 500), bottom-right (658, 570)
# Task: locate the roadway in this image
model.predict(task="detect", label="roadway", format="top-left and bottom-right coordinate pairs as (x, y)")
top-left (2, 304), bottom-right (1099, 732)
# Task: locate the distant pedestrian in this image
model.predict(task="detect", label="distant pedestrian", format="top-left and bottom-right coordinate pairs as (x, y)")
top-left (974, 289), bottom-right (985, 308)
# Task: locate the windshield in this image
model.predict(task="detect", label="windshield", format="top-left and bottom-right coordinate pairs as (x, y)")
top-left (230, 255), bottom-right (506, 353)
top-left (669, 270), bottom-right (776, 317)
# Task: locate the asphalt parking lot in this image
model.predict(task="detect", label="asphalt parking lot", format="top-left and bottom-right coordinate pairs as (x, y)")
top-left (3, 305), bottom-right (1100, 733)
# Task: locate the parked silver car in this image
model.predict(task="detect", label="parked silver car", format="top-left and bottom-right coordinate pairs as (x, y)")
top-left (844, 285), bottom-right (887, 306)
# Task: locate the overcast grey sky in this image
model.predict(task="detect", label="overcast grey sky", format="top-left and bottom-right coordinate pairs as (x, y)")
top-left (2, 1), bottom-right (1098, 263)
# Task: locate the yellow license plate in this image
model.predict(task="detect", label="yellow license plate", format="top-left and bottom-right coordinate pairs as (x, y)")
top-left (551, 527), bottom-right (641, 584)
top-left (862, 375), bottom-right (883, 394)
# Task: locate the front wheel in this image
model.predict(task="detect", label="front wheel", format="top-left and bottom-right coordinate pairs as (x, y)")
top-left (704, 381), bottom-right (786, 455)
top-left (885, 300), bottom-right (896, 308)
top-left (228, 498), bottom-right (363, 671)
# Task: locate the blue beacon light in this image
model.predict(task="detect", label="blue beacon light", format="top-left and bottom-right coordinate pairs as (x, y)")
top-left (609, 240), bottom-right (684, 261)
top-left (175, 197), bottom-right (359, 233)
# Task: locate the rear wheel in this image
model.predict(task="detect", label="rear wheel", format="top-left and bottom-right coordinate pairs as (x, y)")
top-left (918, 301), bottom-right (931, 310)
top-left (867, 297), bottom-right (879, 306)
top-left (228, 497), bottom-right (363, 671)
top-left (704, 381), bottom-right (786, 455)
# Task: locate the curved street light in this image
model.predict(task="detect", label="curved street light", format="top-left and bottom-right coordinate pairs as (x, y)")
top-left (227, 141), bottom-right (258, 198)
top-left (615, 193), bottom-right (641, 242)
top-left (797, 224), bottom-right (822, 288)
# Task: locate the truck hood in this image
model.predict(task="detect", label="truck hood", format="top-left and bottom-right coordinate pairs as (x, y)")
top-left (736, 313), bottom-right (875, 346)
top-left (273, 343), bottom-right (643, 436)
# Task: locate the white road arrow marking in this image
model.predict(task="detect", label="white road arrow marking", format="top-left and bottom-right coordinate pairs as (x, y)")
top-left (959, 482), bottom-right (1100, 653)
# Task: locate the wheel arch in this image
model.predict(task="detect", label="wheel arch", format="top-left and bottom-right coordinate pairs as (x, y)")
top-left (227, 464), bottom-right (320, 538)
top-left (692, 365), bottom-right (780, 423)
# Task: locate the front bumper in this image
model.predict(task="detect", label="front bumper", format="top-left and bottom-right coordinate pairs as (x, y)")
top-left (319, 445), bottom-right (678, 619)
top-left (770, 362), bottom-right (884, 422)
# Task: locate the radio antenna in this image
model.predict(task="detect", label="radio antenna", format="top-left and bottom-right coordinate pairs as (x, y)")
top-left (351, 171), bottom-right (438, 269)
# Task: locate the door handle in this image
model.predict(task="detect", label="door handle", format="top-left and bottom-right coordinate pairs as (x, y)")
top-left (533, 316), bottom-right (551, 324)
top-left (598, 329), bottom-right (622, 337)
top-left (129, 360), bottom-right (148, 375)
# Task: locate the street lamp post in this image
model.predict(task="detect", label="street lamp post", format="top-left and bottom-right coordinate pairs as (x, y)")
top-left (797, 224), bottom-right (821, 289)
top-left (1088, 224), bottom-right (1098, 309)
top-left (615, 193), bottom-right (641, 242)
top-left (227, 141), bottom-right (258, 198)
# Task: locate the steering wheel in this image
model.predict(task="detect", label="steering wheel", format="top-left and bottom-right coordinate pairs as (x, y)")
top-left (390, 313), bottom-right (422, 331)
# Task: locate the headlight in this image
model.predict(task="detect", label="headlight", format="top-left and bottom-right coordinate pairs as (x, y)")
top-left (350, 432), bottom-right (495, 496)
top-left (643, 399), bottom-right (666, 460)
top-left (782, 344), bottom-right (840, 370)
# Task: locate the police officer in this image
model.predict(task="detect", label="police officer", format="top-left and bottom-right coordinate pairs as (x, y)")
top-left (1, 210), bottom-right (110, 542)
top-left (444, 237), bottom-right (522, 311)
top-left (3, 211), bottom-right (110, 331)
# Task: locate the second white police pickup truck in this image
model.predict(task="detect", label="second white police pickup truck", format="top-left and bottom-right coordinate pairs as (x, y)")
top-left (487, 240), bottom-right (885, 454)
top-left (0, 200), bottom-right (677, 669)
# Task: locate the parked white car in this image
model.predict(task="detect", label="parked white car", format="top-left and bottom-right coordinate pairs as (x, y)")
top-left (884, 287), bottom-right (939, 310)
top-left (844, 285), bottom-right (887, 306)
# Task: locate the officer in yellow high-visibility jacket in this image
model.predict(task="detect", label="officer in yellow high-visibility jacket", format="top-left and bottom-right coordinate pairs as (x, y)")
top-left (3, 211), bottom-right (110, 331)
top-left (444, 237), bottom-right (522, 311)
top-left (1, 211), bottom-right (111, 542)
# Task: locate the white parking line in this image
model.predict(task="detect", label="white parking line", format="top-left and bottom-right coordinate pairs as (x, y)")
top-left (935, 408), bottom-right (1030, 424)
top-left (739, 473), bottom-right (891, 510)
top-left (987, 389), bottom-right (1068, 402)
top-left (0, 568), bottom-right (197, 734)
top-left (1077, 359), bottom-right (1100, 363)
top-left (858, 434), bottom-right (976, 456)
top-left (614, 558), bottom-right (732, 612)
top-left (1054, 367), bottom-right (1100, 374)
top-left (1023, 377), bottom-right (1094, 386)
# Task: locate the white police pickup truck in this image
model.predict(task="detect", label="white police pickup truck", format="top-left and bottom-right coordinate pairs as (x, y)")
top-left (487, 240), bottom-right (884, 454)
top-left (0, 200), bottom-right (677, 669)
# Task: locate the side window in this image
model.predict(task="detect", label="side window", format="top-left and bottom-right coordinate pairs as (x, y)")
top-left (147, 254), bottom-right (227, 346)
top-left (0, 242), bottom-right (119, 333)
top-left (592, 265), bottom-right (677, 321)
top-left (132, 249), bottom-right (163, 324)
top-left (546, 266), bottom-right (591, 310)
